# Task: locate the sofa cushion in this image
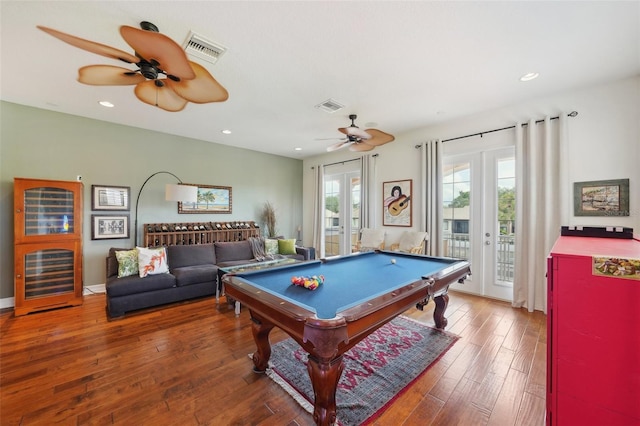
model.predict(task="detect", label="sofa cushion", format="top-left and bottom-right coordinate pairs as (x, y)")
top-left (215, 241), bottom-right (253, 263)
top-left (167, 244), bottom-right (216, 269)
top-left (106, 273), bottom-right (177, 297)
top-left (137, 246), bottom-right (170, 278)
top-left (115, 249), bottom-right (139, 278)
top-left (172, 265), bottom-right (218, 287)
top-left (278, 239), bottom-right (297, 255)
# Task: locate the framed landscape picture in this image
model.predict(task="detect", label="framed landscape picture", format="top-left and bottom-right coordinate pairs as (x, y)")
top-left (574, 178), bottom-right (629, 216)
top-left (383, 179), bottom-right (412, 227)
top-left (178, 184), bottom-right (232, 214)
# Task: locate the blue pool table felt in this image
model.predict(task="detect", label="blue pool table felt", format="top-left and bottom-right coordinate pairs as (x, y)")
top-left (230, 251), bottom-right (456, 319)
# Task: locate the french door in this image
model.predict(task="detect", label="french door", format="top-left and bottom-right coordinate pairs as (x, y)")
top-left (442, 147), bottom-right (515, 300)
top-left (323, 163), bottom-right (361, 257)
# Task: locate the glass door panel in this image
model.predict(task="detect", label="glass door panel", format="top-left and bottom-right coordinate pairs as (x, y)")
top-left (443, 147), bottom-right (515, 301)
top-left (323, 163), bottom-right (361, 257)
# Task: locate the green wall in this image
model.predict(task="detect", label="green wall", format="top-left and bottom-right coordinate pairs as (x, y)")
top-left (0, 101), bottom-right (303, 298)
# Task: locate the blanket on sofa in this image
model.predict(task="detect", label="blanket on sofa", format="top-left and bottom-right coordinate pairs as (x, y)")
top-left (248, 236), bottom-right (267, 261)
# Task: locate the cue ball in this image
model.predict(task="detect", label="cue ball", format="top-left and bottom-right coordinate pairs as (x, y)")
top-left (391, 259), bottom-right (396, 264)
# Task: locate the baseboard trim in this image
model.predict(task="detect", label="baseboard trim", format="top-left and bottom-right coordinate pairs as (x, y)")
top-left (0, 285), bottom-right (106, 309)
top-left (83, 284), bottom-right (106, 295)
top-left (0, 297), bottom-right (15, 310)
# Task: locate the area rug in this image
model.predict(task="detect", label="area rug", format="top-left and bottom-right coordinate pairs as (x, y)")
top-left (260, 316), bottom-right (459, 425)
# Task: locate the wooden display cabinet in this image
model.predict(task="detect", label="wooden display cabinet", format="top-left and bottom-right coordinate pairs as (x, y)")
top-left (13, 178), bottom-right (83, 315)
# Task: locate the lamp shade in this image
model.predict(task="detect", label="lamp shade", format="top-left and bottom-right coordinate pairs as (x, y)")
top-left (165, 184), bottom-right (198, 202)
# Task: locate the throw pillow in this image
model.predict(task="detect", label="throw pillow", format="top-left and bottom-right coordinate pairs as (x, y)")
top-left (278, 238), bottom-right (297, 255)
top-left (359, 228), bottom-right (385, 250)
top-left (115, 249), bottom-right (139, 278)
top-left (265, 239), bottom-right (279, 256)
top-left (398, 231), bottom-right (428, 252)
top-left (136, 246), bottom-right (169, 278)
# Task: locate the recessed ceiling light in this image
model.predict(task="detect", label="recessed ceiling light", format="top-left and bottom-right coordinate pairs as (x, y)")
top-left (294, 147), bottom-right (302, 151)
top-left (520, 72), bottom-right (539, 82)
top-left (221, 129), bottom-right (232, 134)
top-left (99, 101), bottom-right (114, 108)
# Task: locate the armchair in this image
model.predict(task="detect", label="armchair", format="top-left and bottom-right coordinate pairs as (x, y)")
top-left (390, 231), bottom-right (428, 254)
top-left (353, 228), bottom-right (386, 252)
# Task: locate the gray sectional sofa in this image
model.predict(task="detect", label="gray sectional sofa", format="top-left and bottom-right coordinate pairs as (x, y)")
top-left (105, 240), bottom-right (314, 318)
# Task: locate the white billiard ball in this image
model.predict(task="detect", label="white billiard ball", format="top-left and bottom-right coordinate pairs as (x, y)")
top-left (391, 259), bottom-right (396, 264)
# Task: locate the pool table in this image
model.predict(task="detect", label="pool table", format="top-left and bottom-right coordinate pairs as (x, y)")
top-left (223, 250), bottom-right (470, 426)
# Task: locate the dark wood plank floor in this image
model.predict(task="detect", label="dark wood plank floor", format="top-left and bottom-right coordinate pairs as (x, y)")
top-left (0, 291), bottom-right (546, 425)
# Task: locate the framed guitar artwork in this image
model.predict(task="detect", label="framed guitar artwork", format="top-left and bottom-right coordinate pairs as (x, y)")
top-left (383, 179), bottom-right (412, 227)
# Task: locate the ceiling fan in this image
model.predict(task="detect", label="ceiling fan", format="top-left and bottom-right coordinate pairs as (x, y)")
top-left (326, 114), bottom-right (395, 152)
top-left (37, 21), bottom-right (228, 112)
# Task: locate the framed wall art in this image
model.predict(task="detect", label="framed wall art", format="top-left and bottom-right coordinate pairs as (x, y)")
top-left (91, 185), bottom-right (130, 211)
top-left (383, 179), bottom-right (412, 227)
top-left (91, 214), bottom-right (130, 240)
top-left (178, 184), bottom-right (232, 214)
top-left (574, 178), bottom-right (629, 216)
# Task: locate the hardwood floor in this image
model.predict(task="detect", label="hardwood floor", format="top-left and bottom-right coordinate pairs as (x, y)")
top-left (0, 291), bottom-right (547, 425)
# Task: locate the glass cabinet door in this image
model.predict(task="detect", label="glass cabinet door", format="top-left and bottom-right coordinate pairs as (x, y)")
top-left (14, 241), bottom-right (83, 315)
top-left (22, 247), bottom-right (76, 299)
top-left (24, 186), bottom-right (75, 236)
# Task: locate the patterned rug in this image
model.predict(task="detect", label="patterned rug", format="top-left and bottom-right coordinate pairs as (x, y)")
top-left (261, 316), bottom-right (459, 425)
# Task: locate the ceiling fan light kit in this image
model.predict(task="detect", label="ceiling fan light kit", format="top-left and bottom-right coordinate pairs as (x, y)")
top-left (327, 114), bottom-right (395, 152)
top-left (37, 21), bottom-right (228, 112)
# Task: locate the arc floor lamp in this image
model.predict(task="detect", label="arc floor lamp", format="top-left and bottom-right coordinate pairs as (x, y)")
top-left (134, 171), bottom-right (198, 246)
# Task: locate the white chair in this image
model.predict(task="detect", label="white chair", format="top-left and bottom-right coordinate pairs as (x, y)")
top-left (391, 231), bottom-right (428, 254)
top-left (353, 228), bottom-right (385, 252)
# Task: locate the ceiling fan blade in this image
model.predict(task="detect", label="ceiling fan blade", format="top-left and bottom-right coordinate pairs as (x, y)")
top-left (327, 140), bottom-right (351, 152)
top-left (37, 26), bottom-right (139, 64)
top-left (166, 61), bottom-right (228, 103)
top-left (361, 129), bottom-right (395, 146)
top-left (349, 142), bottom-right (375, 152)
top-left (134, 80), bottom-right (188, 112)
top-left (120, 25), bottom-right (195, 80)
top-left (78, 65), bottom-right (145, 85)
top-left (338, 126), bottom-right (371, 140)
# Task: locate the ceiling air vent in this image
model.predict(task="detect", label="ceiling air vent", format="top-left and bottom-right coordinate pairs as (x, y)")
top-left (315, 98), bottom-right (345, 113)
top-left (183, 31), bottom-right (227, 65)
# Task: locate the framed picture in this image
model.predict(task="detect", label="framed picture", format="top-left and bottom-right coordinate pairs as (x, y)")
top-left (91, 185), bottom-right (130, 211)
top-left (91, 214), bottom-right (129, 240)
top-left (383, 179), bottom-right (412, 227)
top-left (178, 184), bottom-right (232, 214)
top-left (574, 179), bottom-right (630, 216)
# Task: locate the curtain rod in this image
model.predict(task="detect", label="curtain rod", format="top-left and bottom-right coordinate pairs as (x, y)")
top-left (311, 153), bottom-right (378, 169)
top-left (440, 111), bottom-right (578, 143)
top-left (414, 111), bottom-right (579, 148)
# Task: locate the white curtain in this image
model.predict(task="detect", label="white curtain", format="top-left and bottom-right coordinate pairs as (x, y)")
top-left (513, 114), bottom-right (567, 313)
top-left (311, 164), bottom-right (324, 256)
top-left (420, 140), bottom-right (443, 256)
top-left (360, 155), bottom-right (372, 228)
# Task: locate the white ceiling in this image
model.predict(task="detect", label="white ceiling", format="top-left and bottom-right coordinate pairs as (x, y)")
top-left (2, 1), bottom-right (639, 159)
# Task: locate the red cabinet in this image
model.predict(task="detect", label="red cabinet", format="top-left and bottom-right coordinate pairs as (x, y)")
top-left (547, 236), bottom-right (640, 425)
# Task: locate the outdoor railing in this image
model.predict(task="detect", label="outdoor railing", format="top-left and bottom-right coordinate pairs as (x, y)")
top-left (443, 233), bottom-right (515, 283)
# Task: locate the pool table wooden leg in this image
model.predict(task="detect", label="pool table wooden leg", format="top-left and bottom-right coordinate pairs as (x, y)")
top-left (250, 313), bottom-right (275, 373)
top-left (307, 354), bottom-right (344, 426)
top-left (433, 293), bottom-right (449, 329)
